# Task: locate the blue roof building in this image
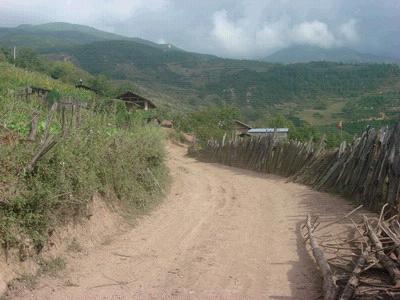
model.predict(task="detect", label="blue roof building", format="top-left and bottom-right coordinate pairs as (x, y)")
top-left (248, 128), bottom-right (289, 139)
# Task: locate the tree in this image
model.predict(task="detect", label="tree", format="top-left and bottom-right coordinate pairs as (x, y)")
top-left (113, 82), bottom-right (138, 96)
top-left (88, 74), bottom-right (111, 96)
top-left (176, 105), bottom-right (241, 145)
top-left (50, 65), bottom-right (66, 79)
top-left (0, 47), bottom-right (13, 63)
top-left (0, 50), bottom-right (7, 63)
top-left (15, 48), bottom-right (42, 70)
top-left (266, 113), bottom-right (294, 128)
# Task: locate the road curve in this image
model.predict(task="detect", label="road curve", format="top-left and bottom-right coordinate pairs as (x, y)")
top-left (15, 143), bottom-right (356, 299)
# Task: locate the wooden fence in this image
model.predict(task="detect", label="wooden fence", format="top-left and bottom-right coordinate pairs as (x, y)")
top-left (24, 100), bottom-right (86, 173)
top-left (193, 123), bottom-right (400, 212)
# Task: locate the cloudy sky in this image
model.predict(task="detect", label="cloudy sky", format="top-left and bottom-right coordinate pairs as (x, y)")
top-left (0, 0), bottom-right (399, 59)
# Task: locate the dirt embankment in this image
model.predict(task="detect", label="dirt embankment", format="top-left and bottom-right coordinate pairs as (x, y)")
top-left (0, 195), bottom-right (127, 297)
top-left (6, 143), bottom-right (357, 299)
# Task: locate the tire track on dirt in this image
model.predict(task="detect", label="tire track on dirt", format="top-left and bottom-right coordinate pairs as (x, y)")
top-left (14, 143), bottom-right (356, 299)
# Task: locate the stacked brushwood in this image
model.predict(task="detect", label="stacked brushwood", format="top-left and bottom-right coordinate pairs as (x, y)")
top-left (193, 123), bottom-right (400, 213)
top-left (295, 123), bottom-right (400, 213)
top-left (301, 205), bottom-right (400, 299)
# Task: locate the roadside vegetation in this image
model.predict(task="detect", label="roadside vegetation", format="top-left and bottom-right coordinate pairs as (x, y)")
top-left (0, 62), bottom-right (167, 259)
top-left (1, 42), bottom-right (399, 149)
top-left (174, 106), bottom-right (240, 145)
top-left (171, 106), bottom-right (352, 148)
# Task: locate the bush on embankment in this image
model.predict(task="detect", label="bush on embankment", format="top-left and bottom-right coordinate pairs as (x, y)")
top-left (0, 63), bottom-right (167, 257)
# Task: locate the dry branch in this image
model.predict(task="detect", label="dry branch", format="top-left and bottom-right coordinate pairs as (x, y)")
top-left (315, 205), bottom-right (364, 234)
top-left (25, 103), bottom-right (60, 173)
top-left (26, 135), bottom-right (57, 173)
top-left (27, 111), bottom-right (40, 141)
top-left (364, 215), bottom-right (400, 287)
top-left (306, 214), bottom-right (338, 300)
top-left (339, 246), bottom-right (370, 300)
top-left (379, 222), bottom-right (400, 260)
top-left (300, 209), bottom-right (400, 299)
top-left (42, 102), bottom-right (58, 141)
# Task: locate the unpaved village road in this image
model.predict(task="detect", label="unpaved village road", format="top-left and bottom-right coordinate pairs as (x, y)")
top-left (16, 143), bottom-right (356, 299)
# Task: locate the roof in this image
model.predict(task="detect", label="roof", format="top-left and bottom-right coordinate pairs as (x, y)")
top-left (117, 91), bottom-right (157, 109)
top-left (234, 120), bottom-right (252, 129)
top-left (75, 83), bottom-right (98, 93)
top-left (30, 86), bottom-right (51, 93)
top-left (248, 128), bottom-right (289, 134)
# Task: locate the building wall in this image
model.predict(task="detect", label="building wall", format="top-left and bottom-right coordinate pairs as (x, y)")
top-left (234, 125), bottom-right (251, 135)
top-left (249, 132), bottom-right (288, 140)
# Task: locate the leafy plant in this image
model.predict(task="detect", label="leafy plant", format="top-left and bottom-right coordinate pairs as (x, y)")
top-left (0, 62), bottom-right (167, 257)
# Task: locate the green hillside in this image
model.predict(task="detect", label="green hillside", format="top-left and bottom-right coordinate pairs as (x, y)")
top-left (0, 22), bottom-right (177, 51)
top-left (0, 61), bottom-right (167, 255)
top-left (0, 25), bottom-right (111, 49)
top-left (1, 22), bottom-right (400, 130)
top-left (47, 39), bottom-right (400, 124)
top-left (264, 45), bottom-right (398, 64)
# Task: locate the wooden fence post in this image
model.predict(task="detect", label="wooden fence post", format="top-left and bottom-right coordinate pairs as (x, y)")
top-left (27, 111), bottom-right (40, 141)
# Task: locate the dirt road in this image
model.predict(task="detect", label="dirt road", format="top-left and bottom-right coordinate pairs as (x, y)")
top-left (15, 143), bottom-right (356, 299)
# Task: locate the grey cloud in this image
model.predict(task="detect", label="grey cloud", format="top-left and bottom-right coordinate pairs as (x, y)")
top-left (0, 0), bottom-right (399, 59)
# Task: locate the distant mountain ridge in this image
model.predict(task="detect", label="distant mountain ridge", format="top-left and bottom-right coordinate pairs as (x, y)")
top-left (264, 45), bottom-right (399, 64)
top-left (1, 23), bottom-right (395, 64)
top-left (1, 22), bottom-right (399, 127)
top-left (47, 38), bottom-right (400, 124)
top-left (0, 22), bottom-right (178, 51)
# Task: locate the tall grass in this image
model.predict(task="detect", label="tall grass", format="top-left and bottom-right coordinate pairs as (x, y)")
top-left (0, 63), bottom-right (167, 255)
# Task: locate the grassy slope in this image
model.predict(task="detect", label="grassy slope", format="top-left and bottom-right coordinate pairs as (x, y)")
top-left (263, 45), bottom-right (398, 64)
top-left (2, 22), bottom-right (400, 128)
top-left (0, 62), bottom-right (167, 257)
top-left (0, 23), bottom-right (177, 51)
top-left (0, 62), bottom-right (93, 99)
top-left (54, 40), bottom-right (400, 124)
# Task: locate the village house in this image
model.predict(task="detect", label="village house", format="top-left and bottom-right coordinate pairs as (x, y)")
top-left (248, 128), bottom-right (289, 140)
top-left (161, 120), bottom-right (174, 128)
top-left (233, 120), bottom-right (252, 136)
top-left (75, 82), bottom-right (98, 94)
top-left (25, 86), bottom-right (51, 99)
top-left (117, 91), bottom-right (157, 111)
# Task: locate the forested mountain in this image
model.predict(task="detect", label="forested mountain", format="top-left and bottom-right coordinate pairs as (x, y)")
top-left (264, 45), bottom-right (398, 64)
top-left (1, 22), bottom-right (400, 127)
top-left (0, 22), bottom-right (177, 51)
top-left (46, 39), bottom-right (400, 124)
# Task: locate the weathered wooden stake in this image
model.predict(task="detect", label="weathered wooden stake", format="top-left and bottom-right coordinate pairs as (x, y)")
top-left (27, 111), bottom-right (40, 141)
top-left (306, 214), bottom-right (338, 300)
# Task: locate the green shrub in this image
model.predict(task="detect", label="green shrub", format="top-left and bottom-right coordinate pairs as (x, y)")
top-left (0, 50), bottom-right (7, 63)
top-left (13, 48), bottom-right (45, 72)
top-left (175, 105), bottom-right (241, 146)
top-left (0, 113), bottom-right (166, 250)
top-left (0, 63), bottom-right (167, 254)
top-left (38, 257), bottom-right (67, 277)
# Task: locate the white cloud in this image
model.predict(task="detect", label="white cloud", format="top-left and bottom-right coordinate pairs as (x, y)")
top-left (291, 21), bottom-right (335, 48)
top-left (2, 0), bottom-right (397, 59)
top-left (0, 0), bottom-right (168, 23)
top-left (211, 10), bottom-right (250, 55)
top-left (211, 10), bottom-right (290, 57)
top-left (210, 9), bottom-right (363, 57)
top-left (255, 22), bottom-right (288, 50)
top-left (339, 19), bottom-right (359, 44)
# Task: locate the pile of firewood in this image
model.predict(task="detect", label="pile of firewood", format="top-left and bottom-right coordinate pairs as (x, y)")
top-left (302, 205), bottom-right (400, 299)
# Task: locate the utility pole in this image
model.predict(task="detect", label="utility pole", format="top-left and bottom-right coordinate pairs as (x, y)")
top-left (336, 120), bottom-right (343, 141)
top-left (13, 46), bottom-right (16, 65)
